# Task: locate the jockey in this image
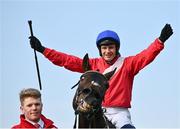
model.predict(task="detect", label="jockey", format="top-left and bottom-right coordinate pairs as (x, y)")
top-left (29, 24), bottom-right (173, 128)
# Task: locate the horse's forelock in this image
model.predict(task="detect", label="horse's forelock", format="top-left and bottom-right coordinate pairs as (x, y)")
top-left (82, 70), bottom-right (107, 81)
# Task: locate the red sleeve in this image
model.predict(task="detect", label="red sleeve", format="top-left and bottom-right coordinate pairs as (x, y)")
top-left (43, 48), bottom-right (84, 73)
top-left (125, 38), bottom-right (164, 75)
top-left (11, 125), bottom-right (20, 129)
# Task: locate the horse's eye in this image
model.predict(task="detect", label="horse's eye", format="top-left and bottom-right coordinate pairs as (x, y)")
top-left (82, 88), bottom-right (91, 94)
top-left (81, 76), bottom-right (85, 80)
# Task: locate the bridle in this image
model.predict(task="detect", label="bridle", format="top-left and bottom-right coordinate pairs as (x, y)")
top-left (72, 71), bottom-right (108, 108)
top-left (72, 71), bottom-right (110, 128)
top-left (73, 79), bottom-right (103, 117)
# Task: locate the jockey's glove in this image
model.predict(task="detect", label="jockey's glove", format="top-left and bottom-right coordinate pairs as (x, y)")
top-left (29, 36), bottom-right (45, 53)
top-left (159, 24), bottom-right (173, 43)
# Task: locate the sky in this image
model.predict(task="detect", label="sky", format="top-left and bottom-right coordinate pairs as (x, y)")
top-left (0, 0), bottom-right (180, 128)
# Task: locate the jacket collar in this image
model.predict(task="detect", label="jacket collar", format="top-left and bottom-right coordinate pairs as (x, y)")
top-left (20, 114), bottom-right (54, 128)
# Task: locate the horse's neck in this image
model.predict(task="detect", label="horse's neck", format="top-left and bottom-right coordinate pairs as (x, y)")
top-left (78, 109), bottom-right (106, 128)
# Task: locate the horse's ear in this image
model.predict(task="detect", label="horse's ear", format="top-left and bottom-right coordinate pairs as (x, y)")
top-left (104, 68), bottom-right (117, 80)
top-left (82, 53), bottom-right (91, 72)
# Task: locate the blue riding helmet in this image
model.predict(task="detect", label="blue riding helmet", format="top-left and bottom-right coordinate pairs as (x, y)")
top-left (96, 30), bottom-right (120, 56)
top-left (96, 30), bottom-right (120, 48)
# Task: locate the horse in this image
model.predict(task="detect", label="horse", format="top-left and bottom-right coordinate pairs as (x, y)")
top-left (72, 54), bottom-right (116, 128)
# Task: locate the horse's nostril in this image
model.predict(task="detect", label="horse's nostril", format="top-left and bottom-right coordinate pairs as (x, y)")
top-left (92, 99), bottom-right (98, 106)
top-left (85, 97), bottom-right (98, 106)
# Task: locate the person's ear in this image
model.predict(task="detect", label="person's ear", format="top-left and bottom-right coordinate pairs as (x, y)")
top-left (41, 103), bottom-right (43, 112)
top-left (20, 106), bottom-right (24, 114)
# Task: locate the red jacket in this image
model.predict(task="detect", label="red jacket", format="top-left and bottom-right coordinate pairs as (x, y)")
top-left (43, 38), bottom-right (164, 108)
top-left (11, 114), bottom-right (57, 128)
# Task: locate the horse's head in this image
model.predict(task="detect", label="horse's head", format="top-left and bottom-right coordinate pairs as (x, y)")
top-left (72, 54), bottom-right (116, 115)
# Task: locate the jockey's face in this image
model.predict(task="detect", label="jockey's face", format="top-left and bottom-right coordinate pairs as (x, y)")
top-left (101, 44), bottom-right (116, 62)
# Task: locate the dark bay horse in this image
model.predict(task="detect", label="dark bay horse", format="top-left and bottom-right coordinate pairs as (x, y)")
top-left (72, 54), bottom-right (116, 128)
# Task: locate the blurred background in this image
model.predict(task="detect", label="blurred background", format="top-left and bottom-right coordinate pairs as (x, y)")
top-left (0, 0), bottom-right (179, 128)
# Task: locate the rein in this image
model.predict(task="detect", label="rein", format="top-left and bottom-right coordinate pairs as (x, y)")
top-left (71, 80), bottom-right (80, 89)
top-left (75, 107), bottom-right (110, 129)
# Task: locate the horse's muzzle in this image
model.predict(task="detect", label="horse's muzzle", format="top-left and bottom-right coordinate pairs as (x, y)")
top-left (77, 99), bottom-right (93, 113)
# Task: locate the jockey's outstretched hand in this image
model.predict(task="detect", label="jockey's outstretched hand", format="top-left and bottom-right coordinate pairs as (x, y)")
top-left (159, 24), bottom-right (173, 43)
top-left (29, 36), bottom-right (45, 53)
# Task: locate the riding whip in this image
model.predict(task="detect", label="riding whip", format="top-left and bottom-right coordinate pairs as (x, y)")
top-left (28, 20), bottom-right (42, 90)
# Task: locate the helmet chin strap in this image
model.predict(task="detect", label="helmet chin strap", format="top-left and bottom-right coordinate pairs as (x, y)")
top-left (104, 54), bottom-right (120, 65)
